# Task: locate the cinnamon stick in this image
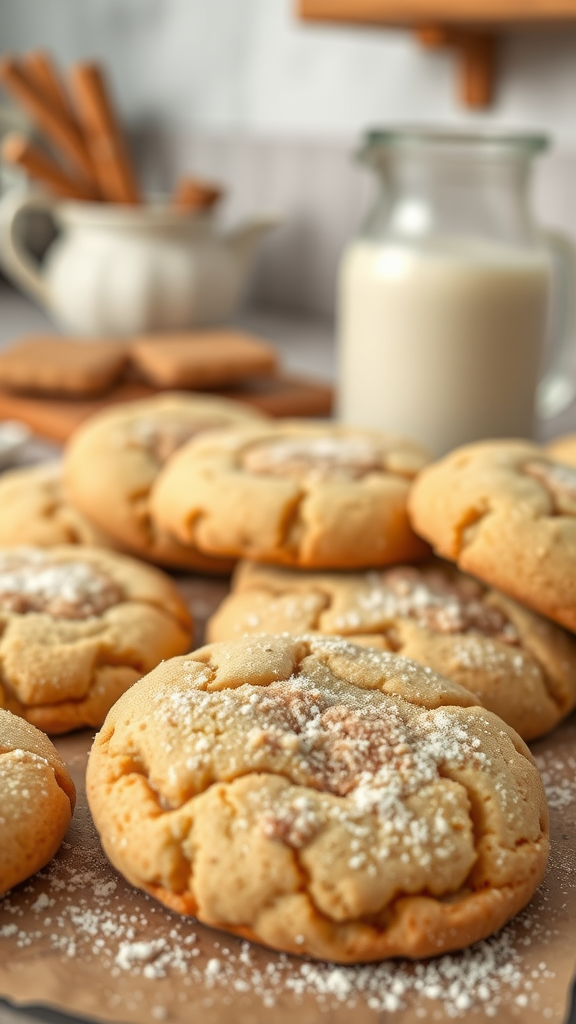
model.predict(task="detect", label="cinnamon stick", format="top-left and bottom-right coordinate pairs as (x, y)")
top-left (69, 62), bottom-right (140, 204)
top-left (1, 132), bottom-right (97, 201)
top-left (0, 54), bottom-right (99, 193)
top-left (172, 176), bottom-right (223, 212)
top-left (22, 50), bottom-right (76, 126)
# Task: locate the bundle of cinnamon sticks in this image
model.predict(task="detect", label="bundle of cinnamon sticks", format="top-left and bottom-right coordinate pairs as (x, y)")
top-left (0, 50), bottom-right (222, 211)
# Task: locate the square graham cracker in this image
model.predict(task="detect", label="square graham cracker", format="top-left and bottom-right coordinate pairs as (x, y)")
top-left (130, 330), bottom-right (278, 389)
top-left (0, 336), bottom-right (129, 397)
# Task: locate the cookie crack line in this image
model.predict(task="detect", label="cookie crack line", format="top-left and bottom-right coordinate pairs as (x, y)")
top-left (1, 656), bottom-right (143, 713)
top-left (119, 763), bottom-right (533, 933)
top-left (453, 503), bottom-right (491, 557)
top-left (184, 507), bottom-right (209, 550)
top-left (492, 601), bottom-right (568, 716)
top-left (436, 763), bottom-right (547, 888)
top-left (529, 660), bottom-right (566, 714)
top-left (276, 489), bottom-right (306, 560)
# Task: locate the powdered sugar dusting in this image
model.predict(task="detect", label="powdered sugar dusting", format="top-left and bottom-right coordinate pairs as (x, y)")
top-left (0, 806), bottom-right (561, 1020)
top-left (1, 709), bottom-right (574, 1022)
top-left (149, 650), bottom-right (493, 881)
top-left (332, 566), bottom-right (518, 640)
top-left (241, 435), bottom-right (386, 481)
top-left (159, 660), bottom-right (486, 807)
top-left (0, 549), bottom-right (122, 619)
top-left (0, 749), bottom-right (52, 823)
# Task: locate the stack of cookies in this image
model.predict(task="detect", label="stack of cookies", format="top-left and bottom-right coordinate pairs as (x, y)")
top-left (0, 393), bottom-right (263, 899)
top-left (4, 399), bottom-right (576, 969)
top-left (80, 420), bottom-right (565, 959)
top-left (203, 432), bottom-right (576, 744)
top-left (0, 542), bottom-right (193, 895)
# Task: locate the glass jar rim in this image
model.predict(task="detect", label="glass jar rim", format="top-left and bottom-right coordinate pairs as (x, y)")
top-left (361, 127), bottom-right (549, 157)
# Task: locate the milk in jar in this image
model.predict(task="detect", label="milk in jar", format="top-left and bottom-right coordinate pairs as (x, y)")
top-left (336, 130), bottom-right (573, 456)
top-left (338, 237), bottom-right (550, 456)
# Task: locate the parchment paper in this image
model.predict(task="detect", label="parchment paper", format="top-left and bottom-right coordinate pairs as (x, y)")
top-left (1, 577), bottom-right (576, 1024)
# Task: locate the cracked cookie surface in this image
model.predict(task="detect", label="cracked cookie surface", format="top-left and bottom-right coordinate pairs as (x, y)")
top-left (0, 462), bottom-right (116, 549)
top-left (0, 546), bottom-right (192, 733)
top-left (408, 439), bottom-right (576, 633)
top-left (64, 394), bottom-right (265, 572)
top-left (150, 421), bottom-right (430, 569)
top-left (0, 708), bottom-right (76, 894)
top-left (208, 560), bottom-right (576, 740)
top-left (87, 634), bottom-right (548, 963)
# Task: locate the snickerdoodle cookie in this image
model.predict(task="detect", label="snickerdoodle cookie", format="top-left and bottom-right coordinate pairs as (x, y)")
top-left (87, 635), bottom-right (548, 963)
top-left (409, 439), bottom-right (576, 633)
top-left (0, 546), bottom-right (192, 733)
top-left (151, 421), bottom-right (430, 569)
top-left (0, 462), bottom-right (115, 548)
top-left (0, 708), bottom-right (76, 894)
top-left (208, 560), bottom-right (576, 741)
top-left (64, 394), bottom-right (265, 571)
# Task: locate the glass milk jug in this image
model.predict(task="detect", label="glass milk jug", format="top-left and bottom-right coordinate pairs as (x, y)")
top-left (337, 130), bottom-right (574, 456)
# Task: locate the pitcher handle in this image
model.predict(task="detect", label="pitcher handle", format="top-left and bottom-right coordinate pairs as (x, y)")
top-left (537, 229), bottom-right (576, 419)
top-left (0, 188), bottom-right (55, 307)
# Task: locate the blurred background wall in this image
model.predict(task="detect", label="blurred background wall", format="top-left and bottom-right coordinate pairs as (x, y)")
top-left (2, 0), bottom-right (576, 317)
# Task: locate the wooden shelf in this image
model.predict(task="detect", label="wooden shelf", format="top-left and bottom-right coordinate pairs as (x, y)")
top-left (298, 0), bottom-right (576, 107)
top-left (299, 0), bottom-right (576, 27)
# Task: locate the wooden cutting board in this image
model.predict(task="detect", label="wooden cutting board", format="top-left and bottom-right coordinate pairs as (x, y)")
top-left (0, 373), bottom-right (333, 443)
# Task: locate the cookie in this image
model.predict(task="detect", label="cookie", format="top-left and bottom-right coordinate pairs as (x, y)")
top-left (87, 634), bottom-right (548, 963)
top-left (547, 433), bottom-right (576, 466)
top-left (0, 708), bottom-right (76, 894)
top-left (408, 439), bottom-right (576, 633)
top-left (151, 421), bottom-right (430, 569)
top-left (208, 559), bottom-right (576, 741)
top-left (0, 336), bottom-right (128, 396)
top-left (130, 331), bottom-right (278, 389)
top-left (64, 394), bottom-right (265, 571)
top-left (0, 462), bottom-right (116, 548)
top-left (0, 545), bottom-right (192, 733)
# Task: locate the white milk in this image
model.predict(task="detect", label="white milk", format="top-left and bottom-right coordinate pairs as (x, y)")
top-left (337, 238), bottom-right (550, 456)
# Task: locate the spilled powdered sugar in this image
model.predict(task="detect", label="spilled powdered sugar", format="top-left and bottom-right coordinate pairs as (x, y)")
top-left (0, 548), bottom-right (122, 619)
top-left (535, 747), bottom-right (576, 810)
top-left (2, 704), bottom-right (575, 1021)
top-left (0, 808), bottom-right (563, 1020)
top-left (1, 630), bottom-right (574, 1021)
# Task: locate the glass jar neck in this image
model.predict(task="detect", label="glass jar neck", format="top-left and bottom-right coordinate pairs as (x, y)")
top-left (359, 132), bottom-right (548, 248)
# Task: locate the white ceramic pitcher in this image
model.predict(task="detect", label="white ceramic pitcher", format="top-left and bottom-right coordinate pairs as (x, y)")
top-left (0, 189), bottom-right (278, 336)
